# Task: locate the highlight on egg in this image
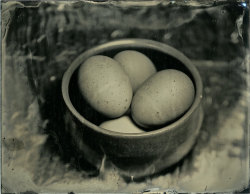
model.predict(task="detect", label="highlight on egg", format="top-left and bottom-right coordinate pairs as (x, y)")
top-left (131, 69), bottom-right (195, 128)
top-left (78, 55), bottom-right (133, 118)
top-left (114, 50), bottom-right (157, 92)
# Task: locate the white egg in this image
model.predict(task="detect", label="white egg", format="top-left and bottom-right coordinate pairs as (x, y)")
top-left (100, 116), bottom-right (145, 133)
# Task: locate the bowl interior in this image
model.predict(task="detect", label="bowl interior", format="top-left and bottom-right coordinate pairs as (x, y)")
top-left (68, 47), bottom-right (196, 128)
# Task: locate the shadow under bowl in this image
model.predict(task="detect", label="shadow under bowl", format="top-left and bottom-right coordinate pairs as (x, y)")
top-left (62, 39), bottom-right (203, 178)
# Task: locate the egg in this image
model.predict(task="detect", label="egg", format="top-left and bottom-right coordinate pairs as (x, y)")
top-left (131, 69), bottom-right (195, 128)
top-left (114, 50), bottom-right (157, 92)
top-left (100, 116), bottom-right (145, 133)
top-left (78, 55), bottom-right (133, 118)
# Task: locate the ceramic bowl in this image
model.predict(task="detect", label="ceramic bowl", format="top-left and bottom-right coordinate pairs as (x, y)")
top-left (62, 39), bottom-right (203, 178)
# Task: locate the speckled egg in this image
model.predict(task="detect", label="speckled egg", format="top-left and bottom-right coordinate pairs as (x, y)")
top-left (78, 55), bottom-right (133, 118)
top-left (114, 50), bottom-right (156, 92)
top-left (131, 69), bottom-right (195, 128)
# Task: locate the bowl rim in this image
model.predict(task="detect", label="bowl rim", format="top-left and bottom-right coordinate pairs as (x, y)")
top-left (62, 38), bottom-right (203, 138)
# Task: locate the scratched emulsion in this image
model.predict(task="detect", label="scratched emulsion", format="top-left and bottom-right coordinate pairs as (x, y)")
top-left (1, 1), bottom-right (249, 193)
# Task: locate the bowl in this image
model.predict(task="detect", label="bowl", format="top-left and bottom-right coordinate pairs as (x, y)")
top-left (62, 39), bottom-right (203, 178)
